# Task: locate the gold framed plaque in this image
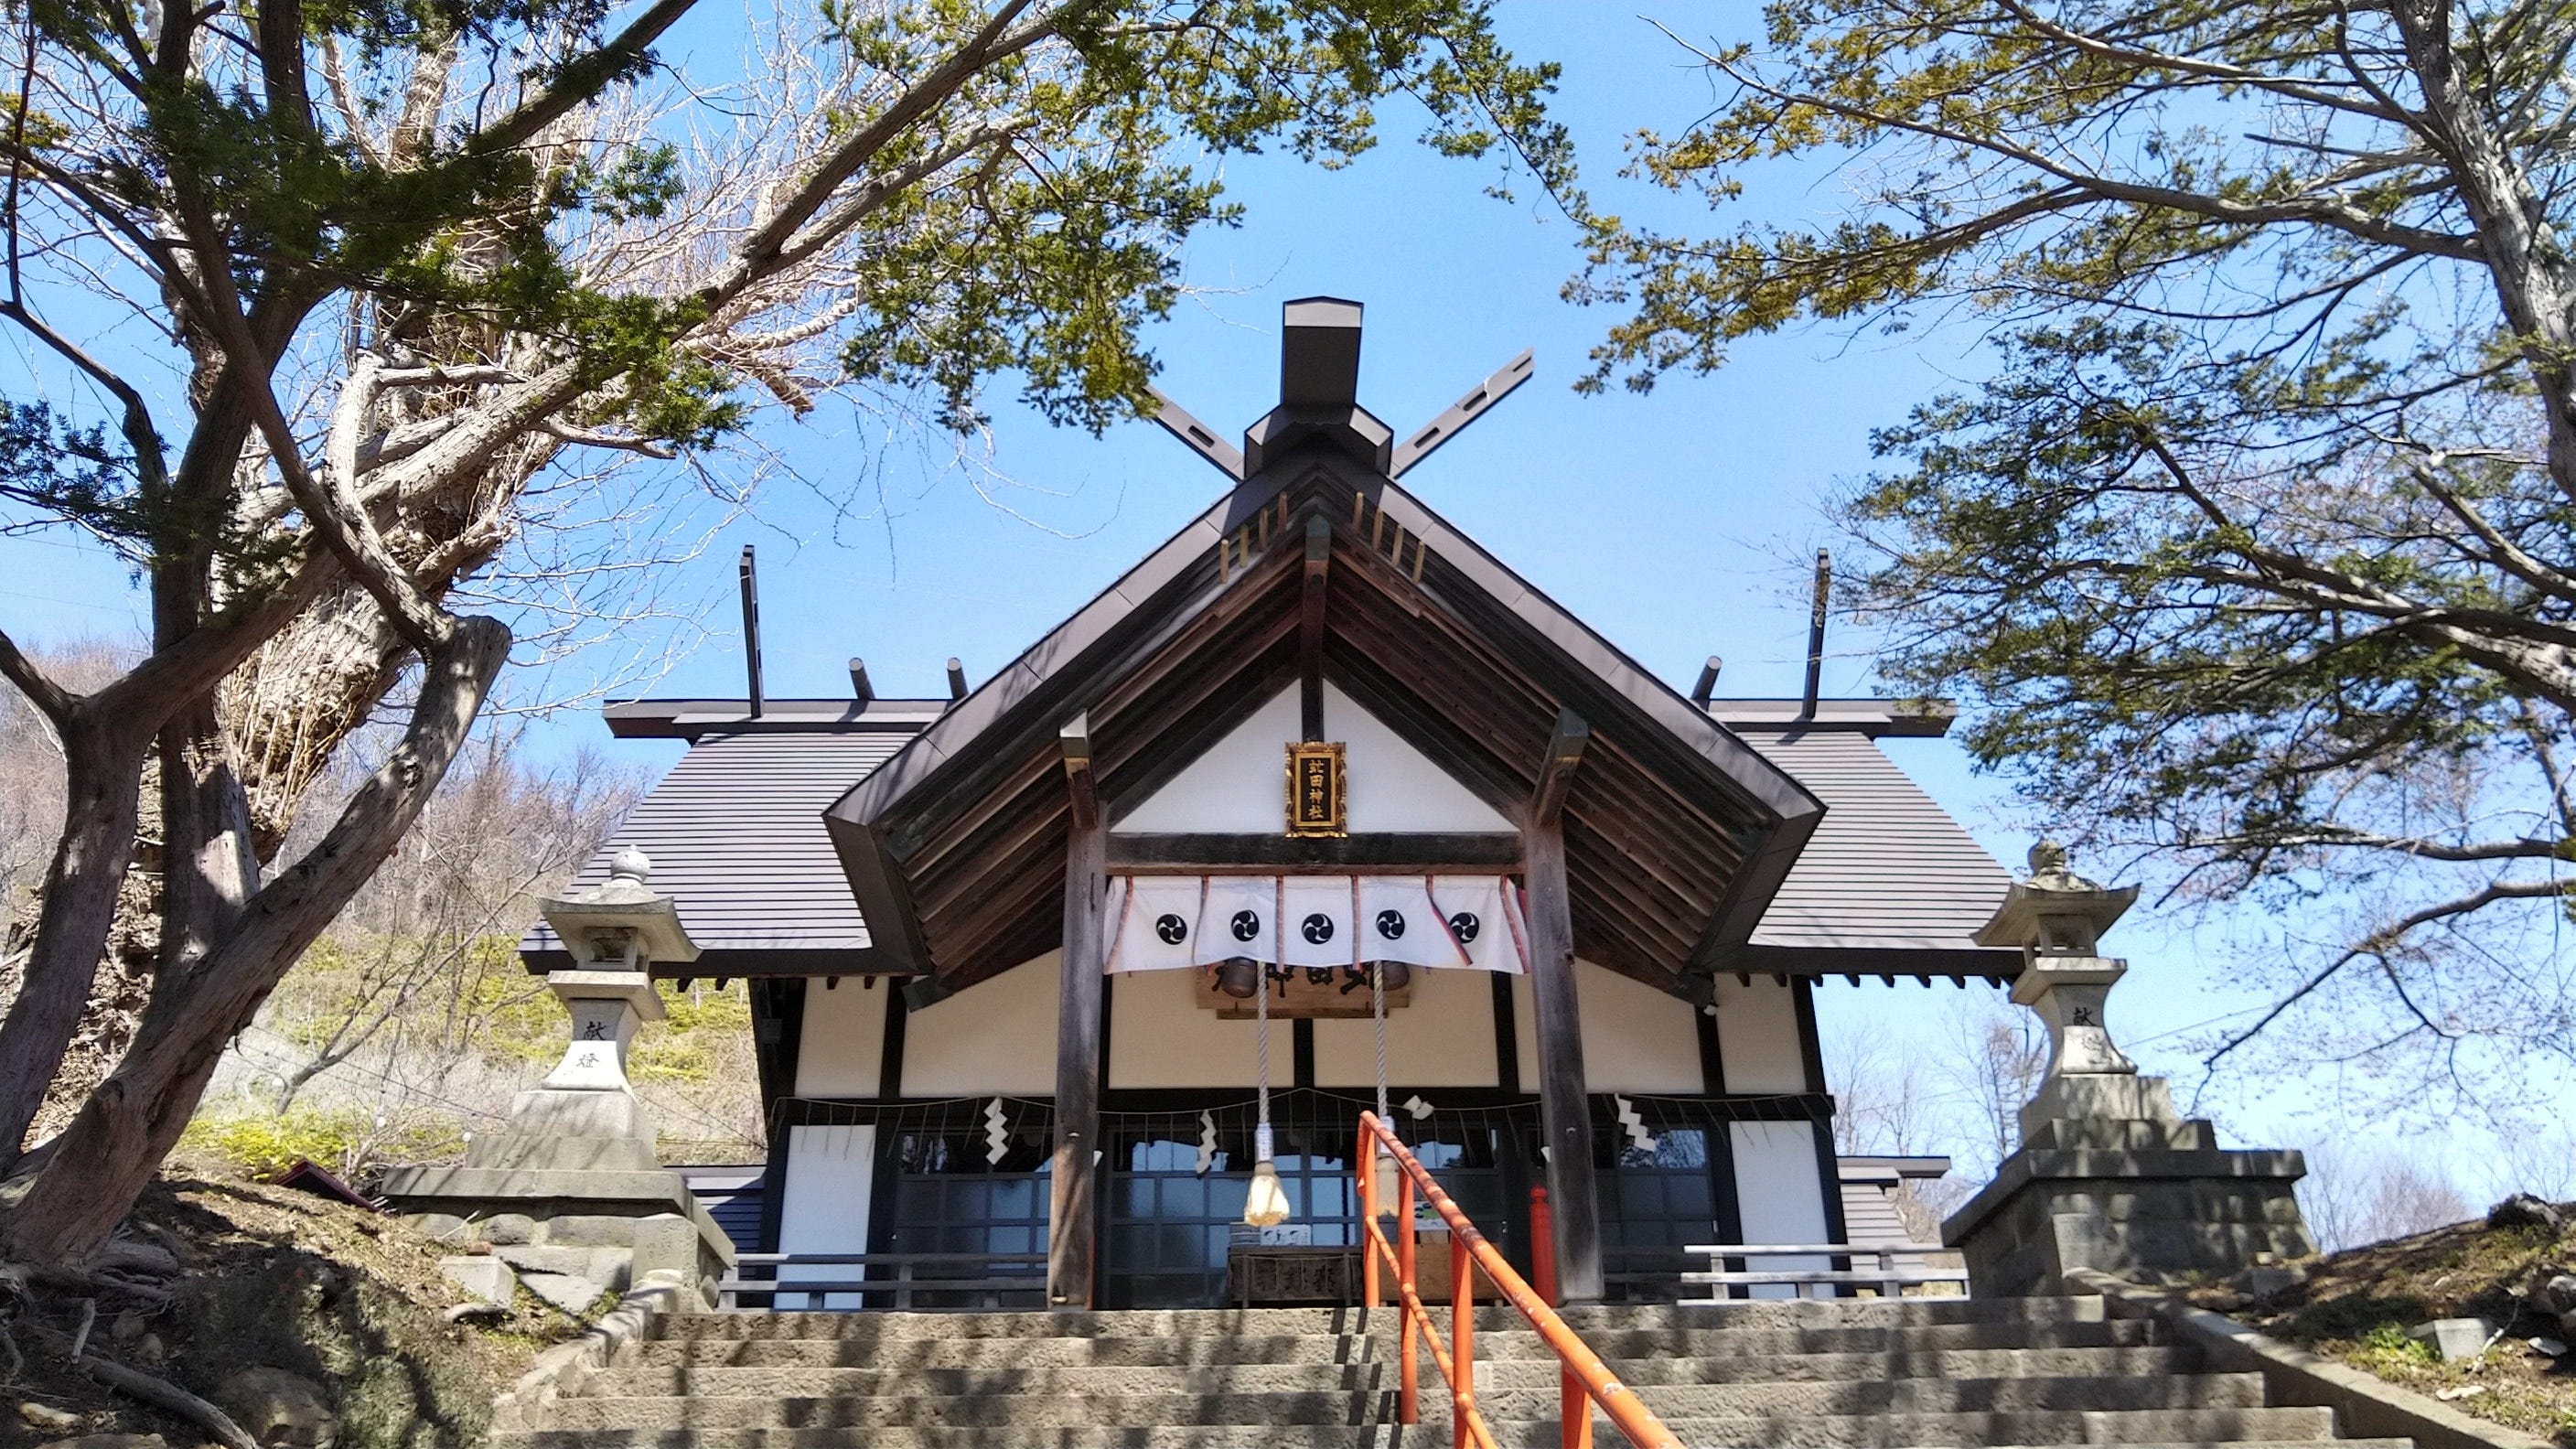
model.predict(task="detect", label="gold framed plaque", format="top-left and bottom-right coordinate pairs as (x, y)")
top-left (1284, 741), bottom-right (1347, 837)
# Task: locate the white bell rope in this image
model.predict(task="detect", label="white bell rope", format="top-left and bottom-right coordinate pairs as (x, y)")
top-left (1360, 879), bottom-right (1401, 1217)
top-left (1243, 877), bottom-right (1291, 1229)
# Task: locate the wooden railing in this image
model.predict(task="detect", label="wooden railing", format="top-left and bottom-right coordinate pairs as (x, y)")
top-left (1357, 1111), bottom-right (1682, 1449)
top-left (1679, 1241), bottom-right (1968, 1301)
top-left (716, 1251), bottom-right (1048, 1311)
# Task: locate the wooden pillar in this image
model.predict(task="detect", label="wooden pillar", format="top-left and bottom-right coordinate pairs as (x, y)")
top-left (1050, 718), bottom-right (1106, 1309)
top-left (1525, 819), bottom-right (1604, 1303)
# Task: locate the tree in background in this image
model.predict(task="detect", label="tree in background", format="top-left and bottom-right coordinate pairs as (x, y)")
top-left (2297, 1142), bottom-right (2475, 1251)
top-left (0, 0), bottom-right (1570, 1265)
top-left (1576, 2), bottom-right (2576, 1104)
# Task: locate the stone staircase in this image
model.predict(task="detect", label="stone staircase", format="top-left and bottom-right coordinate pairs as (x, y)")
top-left (494, 1295), bottom-right (2417, 1449)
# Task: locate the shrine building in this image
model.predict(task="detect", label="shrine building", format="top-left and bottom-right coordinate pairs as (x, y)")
top-left (522, 298), bottom-right (2018, 1311)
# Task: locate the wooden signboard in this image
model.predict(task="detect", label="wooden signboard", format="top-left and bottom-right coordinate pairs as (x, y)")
top-left (1197, 964), bottom-right (1411, 1019)
top-left (1284, 742), bottom-right (1346, 837)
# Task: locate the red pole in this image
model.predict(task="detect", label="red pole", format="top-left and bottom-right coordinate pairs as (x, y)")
top-left (1399, 1167), bottom-right (1420, 1426)
top-left (1359, 1123), bottom-right (1379, 1308)
top-left (1453, 1231), bottom-right (1476, 1449)
top-left (1530, 1185), bottom-right (1559, 1307)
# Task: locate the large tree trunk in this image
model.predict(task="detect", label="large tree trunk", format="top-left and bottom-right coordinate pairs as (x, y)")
top-left (2, 617), bottom-right (510, 1263)
top-left (0, 716), bottom-right (156, 1163)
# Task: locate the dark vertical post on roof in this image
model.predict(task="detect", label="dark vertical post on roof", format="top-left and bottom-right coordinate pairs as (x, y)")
top-left (1300, 514), bottom-right (1330, 740)
top-left (738, 545), bottom-right (764, 718)
top-left (847, 658), bottom-right (874, 703)
top-left (1525, 820), bottom-right (1603, 1303)
top-left (1799, 549), bottom-right (1830, 721)
top-left (1050, 715), bottom-right (1105, 1310)
top-left (1281, 296), bottom-right (1364, 409)
top-left (1691, 656), bottom-right (1723, 705)
top-left (946, 658), bottom-right (969, 702)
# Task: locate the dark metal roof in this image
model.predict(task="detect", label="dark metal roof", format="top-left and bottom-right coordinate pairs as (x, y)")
top-left (520, 730), bottom-right (917, 973)
top-left (1724, 727), bottom-right (2019, 979)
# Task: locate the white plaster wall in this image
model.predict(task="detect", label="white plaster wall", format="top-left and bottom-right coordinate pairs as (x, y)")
top-left (902, 953), bottom-right (1061, 1097)
top-left (778, 1123), bottom-right (876, 1308)
top-left (794, 979), bottom-right (887, 1097)
top-left (1312, 967), bottom-right (1497, 1087)
top-left (1729, 1120), bottom-right (1833, 1299)
top-left (1111, 682), bottom-right (1510, 833)
top-left (1574, 960), bottom-right (1704, 1094)
top-left (1107, 969), bottom-right (1291, 1089)
top-left (1711, 975), bottom-right (1809, 1094)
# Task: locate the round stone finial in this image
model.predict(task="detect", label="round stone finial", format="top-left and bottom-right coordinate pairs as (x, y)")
top-left (608, 845), bottom-right (652, 886)
top-left (2029, 840), bottom-right (2068, 875)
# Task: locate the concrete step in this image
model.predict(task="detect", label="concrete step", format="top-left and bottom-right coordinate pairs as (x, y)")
top-left (533, 1390), bottom-right (1383, 1432)
top-left (652, 1296), bottom-right (2100, 1342)
top-left (625, 1315), bottom-right (2162, 1369)
top-left (1412, 1405), bottom-right (2344, 1447)
top-left (622, 1330), bottom-right (1385, 1370)
top-left (1476, 1373), bottom-right (2269, 1420)
top-left (585, 1345), bottom-right (2200, 1400)
top-left (498, 1432), bottom-right (2389, 1449)
top-left (654, 1306), bottom-right (1377, 1341)
top-left (1395, 1315), bottom-right (2165, 1361)
top-left (1475, 1345), bottom-right (2198, 1388)
top-left (499, 1430), bottom-right (1390, 1449)
top-left (534, 1372), bottom-right (2269, 1434)
top-left (582, 1362), bottom-right (1395, 1399)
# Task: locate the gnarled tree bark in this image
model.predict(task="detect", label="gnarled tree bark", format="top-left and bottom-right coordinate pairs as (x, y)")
top-left (3, 616), bottom-right (510, 1262)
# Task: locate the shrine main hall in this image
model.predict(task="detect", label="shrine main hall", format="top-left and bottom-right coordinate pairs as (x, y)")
top-left (525, 298), bottom-right (2019, 1310)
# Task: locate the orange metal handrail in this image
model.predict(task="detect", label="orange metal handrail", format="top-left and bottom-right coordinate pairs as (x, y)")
top-left (1357, 1111), bottom-right (1683, 1449)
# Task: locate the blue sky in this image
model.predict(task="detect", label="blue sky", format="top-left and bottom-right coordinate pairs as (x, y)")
top-left (0, 8), bottom-right (2504, 1183)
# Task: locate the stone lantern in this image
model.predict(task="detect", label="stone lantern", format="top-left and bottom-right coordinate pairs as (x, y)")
top-left (380, 848), bottom-right (737, 1313)
top-left (1979, 842), bottom-right (2151, 1118)
top-left (1941, 843), bottom-right (2313, 1295)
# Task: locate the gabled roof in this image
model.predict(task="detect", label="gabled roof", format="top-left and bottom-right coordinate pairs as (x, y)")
top-left (538, 300), bottom-right (2023, 989)
top-left (521, 729), bottom-right (918, 971)
top-left (822, 447), bottom-right (1829, 1001)
top-left (1729, 726), bottom-right (2017, 978)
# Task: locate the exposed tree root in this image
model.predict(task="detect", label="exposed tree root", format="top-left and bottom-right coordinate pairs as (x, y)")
top-left (22, 1320), bottom-right (261, 1449)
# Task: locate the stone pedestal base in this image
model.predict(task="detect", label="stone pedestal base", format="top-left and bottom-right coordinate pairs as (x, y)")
top-left (1942, 1073), bottom-right (2314, 1297)
top-left (380, 1085), bottom-right (734, 1310)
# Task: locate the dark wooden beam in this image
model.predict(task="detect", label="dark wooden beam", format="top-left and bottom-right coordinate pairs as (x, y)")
top-left (1105, 832), bottom-right (1522, 873)
top-left (1530, 708), bottom-right (1589, 828)
top-left (1300, 513), bottom-right (1329, 741)
top-left (1061, 714), bottom-right (1099, 832)
top-left (1524, 821), bottom-right (1604, 1303)
top-left (1048, 818), bottom-right (1107, 1309)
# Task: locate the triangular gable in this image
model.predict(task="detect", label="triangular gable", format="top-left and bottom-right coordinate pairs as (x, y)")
top-left (823, 446), bottom-right (1824, 1001)
top-left (1114, 682), bottom-right (1511, 833)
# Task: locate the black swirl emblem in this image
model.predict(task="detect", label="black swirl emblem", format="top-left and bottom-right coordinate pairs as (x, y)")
top-left (1230, 909), bottom-right (1262, 942)
top-left (1375, 909), bottom-right (1406, 940)
top-left (1154, 913), bottom-right (1188, 946)
top-left (1301, 913), bottom-right (1335, 945)
top-left (1448, 911), bottom-right (1481, 944)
